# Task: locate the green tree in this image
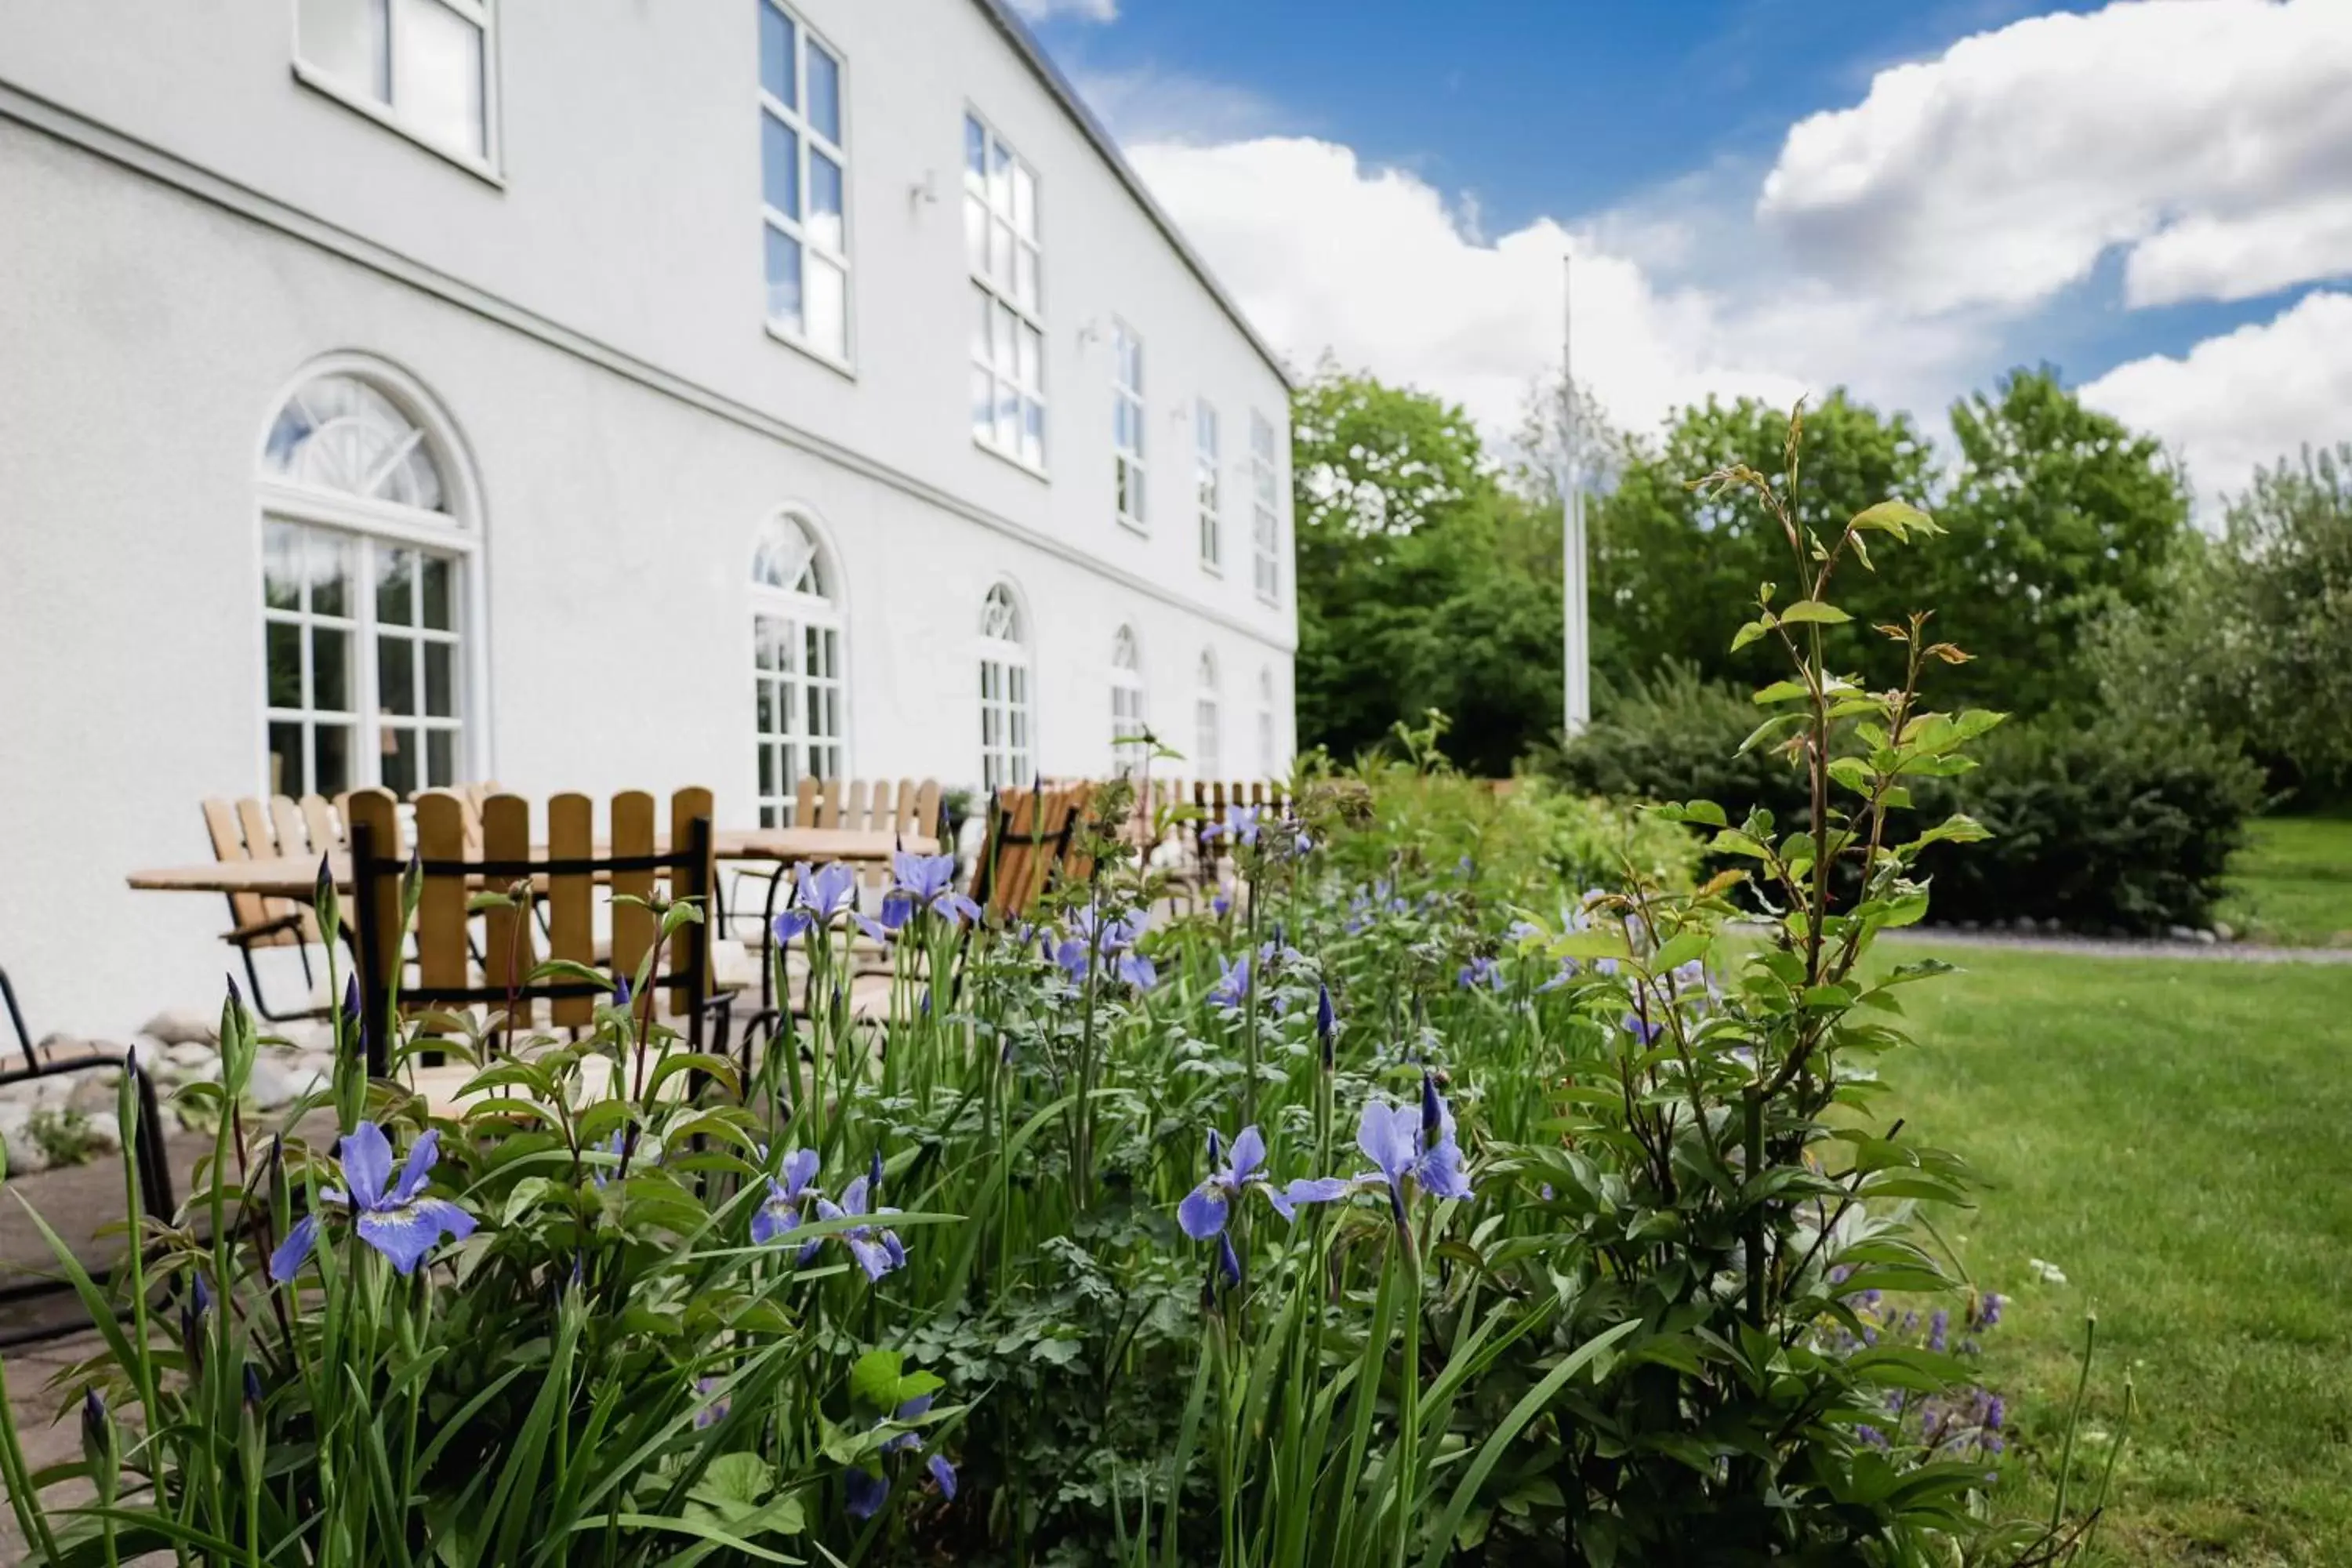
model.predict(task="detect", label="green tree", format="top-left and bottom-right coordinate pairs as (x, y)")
top-left (1929, 367), bottom-right (2190, 713)
top-left (1291, 367), bottom-right (1563, 775)
top-left (1588, 391), bottom-right (1938, 693)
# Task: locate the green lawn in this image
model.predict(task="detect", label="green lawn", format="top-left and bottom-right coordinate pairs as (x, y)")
top-left (2217, 815), bottom-right (2352, 948)
top-left (1878, 942), bottom-right (2352, 1565)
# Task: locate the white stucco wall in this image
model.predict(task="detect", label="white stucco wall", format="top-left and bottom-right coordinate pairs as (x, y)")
top-left (0, 2), bottom-right (1295, 1039)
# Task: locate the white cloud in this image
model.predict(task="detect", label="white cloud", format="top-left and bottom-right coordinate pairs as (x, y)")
top-left (1070, 66), bottom-right (1285, 147)
top-left (1759, 0), bottom-right (2352, 314)
top-left (1007, 0), bottom-right (1116, 22)
top-left (1124, 136), bottom-right (1926, 445)
top-left (2082, 290), bottom-right (2352, 510)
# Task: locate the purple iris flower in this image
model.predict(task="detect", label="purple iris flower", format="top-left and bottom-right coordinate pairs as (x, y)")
top-left (890, 851), bottom-right (984, 928)
top-left (1201, 804), bottom-right (1261, 848)
top-left (750, 1147), bottom-right (824, 1257)
top-left (268, 1121), bottom-right (477, 1281)
top-left (1458, 955), bottom-right (1504, 992)
top-left (1537, 959), bottom-right (1580, 993)
top-left (1928, 1308), bottom-right (1950, 1353)
top-left (1978, 1291), bottom-right (2003, 1328)
top-left (1351, 1074), bottom-right (1474, 1223)
top-left (845, 1396), bottom-right (957, 1518)
top-left (1176, 1126), bottom-right (1346, 1240)
top-left (1505, 920), bottom-right (1544, 945)
top-left (1316, 983), bottom-right (1337, 1065)
top-left (1207, 953), bottom-right (1252, 1011)
top-left (772, 861), bottom-right (859, 943)
top-left (821, 1170), bottom-right (908, 1281)
top-left (1622, 1012), bottom-right (1664, 1044)
top-left (1052, 906), bottom-right (1156, 993)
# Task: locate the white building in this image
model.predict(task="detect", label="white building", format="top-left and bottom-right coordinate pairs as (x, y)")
top-left (0, 0), bottom-right (1297, 1035)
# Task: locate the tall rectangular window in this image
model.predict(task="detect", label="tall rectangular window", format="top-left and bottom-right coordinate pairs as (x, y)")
top-left (966, 112), bottom-right (1046, 470)
top-left (296, 0), bottom-right (492, 164)
top-left (1113, 322), bottom-right (1146, 531)
top-left (1196, 401), bottom-right (1221, 572)
top-left (1250, 410), bottom-right (1280, 601)
top-left (760, 1), bottom-right (851, 364)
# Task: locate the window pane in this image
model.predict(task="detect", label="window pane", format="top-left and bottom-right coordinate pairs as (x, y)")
top-left (1011, 161), bottom-right (1036, 238)
top-left (382, 725), bottom-right (417, 797)
top-left (299, 0), bottom-right (388, 101)
top-left (964, 116), bottom-right (986, 184)
top-left (995, 380), bottom-right (1019, 452)
top-left (806, 42), bottom-right (840, 144)
top-left (264, 522), bottom-right (302, 611)
top-left (971, 368), bottom-right (994, 441)
top-left (314, 723), bottom-right (354, 796)
top-left (309, 535), bottom-right (352, 619)
top-left (426, 727), bottom-right (453, 786)
top-left (392, 0), bottom-right (485, 158)
top-left (805, 255), bottom-right (846, 358)
top-left (1022, 400), bottom-right (1044, 467)
top-left (988, 138), bottom-right (1011, 212)
top-left (268, 722), bottom-right (305, 796)
top-left (378, 633), bottom-right (416, 716)
top-left (756, 679), bottom-right (776, 735)
top-left (420, 554), bottom-right (452, 630)
top-left (761, 113), bottom-right (800, 218)
top-left (1017, 322), bottom-right (1040, 388)
top-left (758, 0), bottom-right (795, 107)
top-left (1014, 245), bottom-right (1038, 313)
top-left (764, 226), bottom-right (804, 326)
top-left (807, 151), bottom-right (844, 252)
top-left (989, 220), bottom-right (1012, 289)
top-left (963, 194), bottom-right (989, 274)
top-left (971, 286), bottom-right (993, 362)
top-left (376, 546), bottom-right (415, 626)
top-left (267, 622), bottom-right (303, 709)
top-left (312, 626), bottom-right (351, 713)
top-left (423, 641), bottom-right (455, 717)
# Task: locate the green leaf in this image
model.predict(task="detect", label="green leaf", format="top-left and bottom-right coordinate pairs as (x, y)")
top-left (1779, 599), bottom-right (1851, 625)
top-left (1679, 800), bottom-right (1728, 828)
top-left (1649, 932), bottom-right (1711, 974)
top-left (1730, 617), bottom-right (1774, 652)
top-left (849, 1348), bottom-right (905, 1414)
top-left (689, 1453), bottom-right (775, 1511)
top-left (1737, 713), bottom-right (1806, 757)
top-left (1752, 678), bottom-right (1813, 705)
top-left (1849, 499), bottom-right (1935, 536)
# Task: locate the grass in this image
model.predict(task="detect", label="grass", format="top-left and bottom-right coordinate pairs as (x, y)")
top-left (2216, 815), bottom-right (2352, 948)
top-left (1879, 941), bottom-right (2352, 1565)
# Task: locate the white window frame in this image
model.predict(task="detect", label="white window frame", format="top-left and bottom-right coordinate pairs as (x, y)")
top-left (1196, 401), bottom-right (1222, 573)
top-left (1194, 648), bottom-right (1221, 779)
top-left (750, 512), bottom-right (848, 827)
top-left (292, 0), bottom-right (503, 183)
top-left (1250, 409), bottom-right (1281, 603)
top-left (758, 0), bottom-right (852, 371)
top-left (965, 110), bottom-right (1047, 474)
top-left (1110, 623), bottom-right (1147, 775)
top-left (254, 362), bottom-right (483, 800)
top-left (1112, 321), bottom-right (1146, 533)
top-left (978, 583), bottom-right (1034, 791)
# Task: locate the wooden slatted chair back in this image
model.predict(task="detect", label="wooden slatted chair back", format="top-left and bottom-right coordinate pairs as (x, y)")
top-left (347, 786), bottom-right (718, 1072)
top-left (974, 782), bottom-right (1091, 919)
top-left (201, 797), bottom-right (313, 946)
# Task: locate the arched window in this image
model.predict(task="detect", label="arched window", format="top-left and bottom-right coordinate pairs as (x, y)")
top-left (257, 366), bottom-right (474, 798)
top-left (1257, 665), bottom-right (1278, 776)
top-left (1194, 648), bottom-right (1221, 779)
top-left (978, 583), bottom-right (1033, 790)
top-left (1110, 624), bottom-right (1147, 775)
top-left (750, 513), bottom-right (845, 826)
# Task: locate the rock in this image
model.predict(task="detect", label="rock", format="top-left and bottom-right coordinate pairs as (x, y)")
top-left (293, 1052), bottom-right (335, 1094)
top-left (1958, 919), bottom-right (1981, 932)
top-left (67, 1070), bottom-right (123, 1116)
top-left (2166, 924), bottom-right (2197, 943)
top-left (80, 1111), bottom-right (122, 1153)
top-left (166, 1041), bottom-right (218, 1071)
top-left (27, 1075), bottom-right (77, 1109)
top-left (124, 1034), bottom-right (171, 1069)
top-left (2213, 921), bottom-right (2238, 942)
top-left (271, 1019), bottom-right (333, 1053)
top-left (242, 1056), bottom-right (300, 1112)
top-left (0, 1102), bottom-right (31, 1139)
top-left (141, 1007), bottom-right (218, 1047)
top-left (2194, 927), bottom-right (2219, 946)
top-left (1, 1120), bottom-right (50, 1176)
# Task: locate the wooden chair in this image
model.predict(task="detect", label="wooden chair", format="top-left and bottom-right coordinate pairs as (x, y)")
top-left (345, 787), bottom-right (729, 1076)
top-left (0, 964), bottom-right (176, 1348)
top-left (199, 793), bottom-right (343, 1021)
top-left (972, 782), bottom-right (1094, 920)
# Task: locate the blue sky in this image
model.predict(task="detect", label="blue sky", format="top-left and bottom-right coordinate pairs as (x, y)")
top-left (1012, 0), bottom-right (2352, 510)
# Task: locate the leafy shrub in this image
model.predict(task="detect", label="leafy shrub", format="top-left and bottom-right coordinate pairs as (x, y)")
top-left (2, 426), bottom-right (2115, 1565)
top-left (1908, 715), bottom-right (2263, 934)
top-left (1549, 666), bottom-right (2260, 933)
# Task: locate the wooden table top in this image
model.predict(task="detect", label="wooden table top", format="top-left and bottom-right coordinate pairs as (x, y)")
top-left (126, 827), bottom-right (932, 898)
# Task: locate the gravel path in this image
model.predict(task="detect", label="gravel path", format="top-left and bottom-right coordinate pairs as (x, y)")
top-left (1883, 927), bottom-right (2352, 964)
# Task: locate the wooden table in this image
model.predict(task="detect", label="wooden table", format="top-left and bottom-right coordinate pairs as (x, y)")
top-left (125, 827), bottom-right (931, 898)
